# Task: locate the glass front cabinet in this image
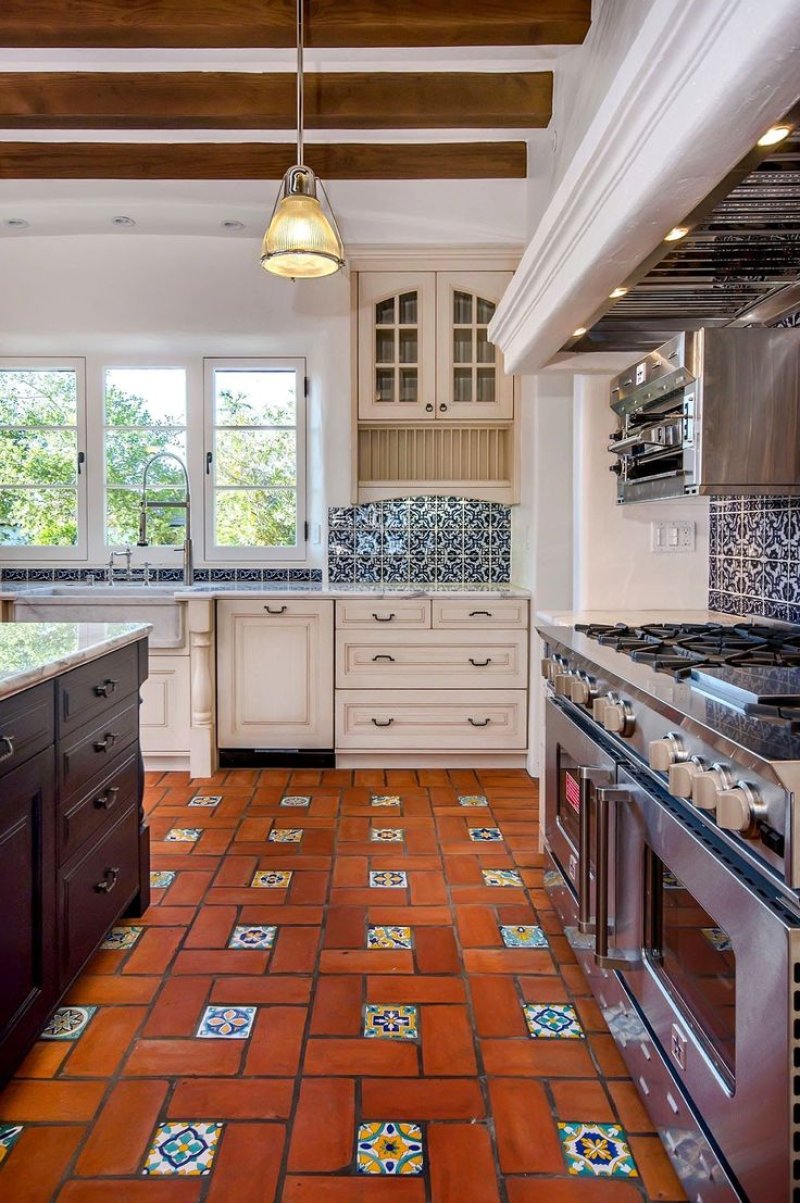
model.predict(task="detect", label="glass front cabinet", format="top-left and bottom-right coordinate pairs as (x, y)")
top-left (357, 270), bottom-right (513, 422)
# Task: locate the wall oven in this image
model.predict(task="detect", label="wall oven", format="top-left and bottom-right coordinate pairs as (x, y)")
top-left (545, 696), bottom-right (800, 1203)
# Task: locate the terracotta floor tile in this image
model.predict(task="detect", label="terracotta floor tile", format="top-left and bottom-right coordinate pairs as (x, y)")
top-left (270, 926), bottom-right (320, 973)
top-left (463, 947), bottom-right (555, 974)
top-left (456, 905), bottom-right (505, 947)
top-left (608, 1079), bottom-right (658, 1133)
top-left (64, 975), bottom-right (161, 1005)
top-left (550, 1077), bottom-right (616, 1122)
top-left (409, 870), bottom-right (448, 905)
top-left (332, 854), bottom-right (368, 887)
top-left (319, 949), bottom-right (414, 974)
top-left (163, 870), bottom-right (214, 905)
top-left (0, 1124), bottom-right (83, 1203)
top-left (238, 904), bottom-right (324, 925)
top-left (362, 1077), bottom-right (485, 1120)
top-left (63, 1006), bottom-right (147, 1077)
top-left (282, 1178), bottom-right (426, 1201)
top-left (428, 1121), bottom-right (502, 1203)
top-left (184, 905), bottom-right (238, 948)
top-left (589, 1032), bottom-right (630, 1077)
top-left (310, 975), bottom-right (364, 1035)
top-left (490, 1077), bottom-right (563, 1173)
top-left (205, 1121), bottom-right (285, 1203)
top-left (120, 927), bottom-right (184, 976)
top-left (287, 1078), bottom-right (355, 1171)
top-left (628, 1135), bottom-right (689, 1201)
top-left (288, 869), bottom-right (330, 904)
top-left (210, 976), bottom-right (312, 1005)
top-left (367, 975), bottom-right (466, 1003)
top-left (13, 1041), bottom-right (70, 1079)
top-left (413, 926), bottom-right (460, 974)
top-left (142, 975), bottom-right (212, 1037)
top-left (303, 1037), bottom-right (419, 1076)
top-left (421, 1004), bottom-right (478, 1075)
top-left (74, 1079), bottom-right (168, 1175)
top-left (470, 975), bottom-right (527, 1037)
top-left (171, 948), bottom-right (270, 975)
top-left (324, 905), bottom-right (367, 947)
top-left (168, 1076), bottom-right (293, 1119)
top-left (123, 1037), bottom-right (243, 1076)
top-left (0, 1080), bottom-right (106, 1122)
top-left (244, 1006), bottom-right (307, 1076)
top-left (481, 1038), bottom-right (596, 1077)
top-left (506, 1183), bottom-right (642, 1203)
top-left (368, 905), bottom-right (451, 926)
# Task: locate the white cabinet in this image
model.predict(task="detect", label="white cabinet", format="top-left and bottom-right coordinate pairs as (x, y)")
top-left (336, 689), bottom-right (527, 751)
top-left (217, 600), bottom-right (334, 749)
top-left (435, 271), bottom-right (514, 421)
top-left (139, 655), bottom-right (191, 757)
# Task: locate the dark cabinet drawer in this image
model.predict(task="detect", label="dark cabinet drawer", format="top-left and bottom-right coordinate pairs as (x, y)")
top-left (0, 682), bottom-right (55, 781)
top-left (60, 803), bottom-right (139, 984)
top-left (60, 750), bottom-right (140, 864)
top-left (57, 645), bottom-right (142, 737)
top-left (58, 699), bottom-right (139, 802)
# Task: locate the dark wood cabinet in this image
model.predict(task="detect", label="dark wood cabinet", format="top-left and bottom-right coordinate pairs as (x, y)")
top-left (0, 637), bottom-right (149, 1082)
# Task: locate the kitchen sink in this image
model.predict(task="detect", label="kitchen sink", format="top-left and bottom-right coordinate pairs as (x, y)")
top-left (29, 584), bottom-right (180, 597)
top-left (13, 585), bottom-right (186, 648)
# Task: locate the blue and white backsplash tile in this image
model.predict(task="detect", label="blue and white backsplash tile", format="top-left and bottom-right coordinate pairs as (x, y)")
top-left (708, 497), bottom-right (800, 623)
top-left (0, 566), bottom-right (323, 584)
top-left (328, 496), bottom-right (511, 586)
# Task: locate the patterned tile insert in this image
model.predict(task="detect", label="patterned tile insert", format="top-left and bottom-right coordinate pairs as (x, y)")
top-left (196, 1005), bottom-right (256, 1039)
top-left (557, 1123), bottom-right (638, 1179)
top-left (702, 927), bottom-right (733, 952)
top-left (363, 1005), bottom-right (419, 1041)
top-left (708, 496), bottom-right (800, 622)
top-left (187, 795), bottom-right (221, 807)
top-left (41, 1006), bottom-right (97, 1041)
top-left (164, 828), bottom-right (202, 843)
top-left (143, 1122), bottom-right (224, 1176)
top-left (369, 870), bottom-right (408, 888)
top-left (228, 924), bottom-right (277, 949)
top-left (355, 1122), bottom-right (424, 1176)
top-left (371, 795), bottom-right (402, 807)
top-left (101, 925), bottom-right (143, 951)
top-left (269, 828), bottom-right (303, 843)
top-left (280, 796), bottom-right (311, 807)
top-left (468, 826), bottom-right (503, 842)
top-left (523, 1003), bottom-right (585, 1040)
top-left (150, 870), bottom-right (176, 888)
top-left (370, 828), bottom-right (404, 843)
top-left (367, 925), bottom-right (413, 950)
top-left (482, 868), bottom-right (523, 887)
top-left (0, 1124), bottom-right (23, 1167)
top-left (251, 870), bottom-right (293, 889)
top-left (0, 567), bottom-right (323, 584)
top-left (458, 795), bottom-right (489, 807)
top-left (500, 924), bottom-right (548, 948)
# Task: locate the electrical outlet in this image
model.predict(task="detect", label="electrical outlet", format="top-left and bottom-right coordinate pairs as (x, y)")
top-left (310, 523), bottom-right (322, 545)
top-left (651, 520), bottom-right (696, 553)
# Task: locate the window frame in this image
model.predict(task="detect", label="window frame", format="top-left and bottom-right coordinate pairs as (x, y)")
top-left (0, 356), bottom-right (88, 561)
top-left (203, 357), bottom-right (307, 563)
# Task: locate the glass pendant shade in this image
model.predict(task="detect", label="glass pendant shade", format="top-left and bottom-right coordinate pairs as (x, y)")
top-left (261, 166), bottom-right (344, 279)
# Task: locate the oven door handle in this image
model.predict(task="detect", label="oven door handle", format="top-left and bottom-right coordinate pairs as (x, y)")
top-left (594, 785), bottom-right (633, 970)
top-left (577, 767), bottom-right (613, 934)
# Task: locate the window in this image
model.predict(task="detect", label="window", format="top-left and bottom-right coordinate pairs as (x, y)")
top-left (204, 358), bottom-right (306, 561)
top-left (0, 360), bottom-right (86, 558)
top-left (103, 368), bottom-right (187, 549)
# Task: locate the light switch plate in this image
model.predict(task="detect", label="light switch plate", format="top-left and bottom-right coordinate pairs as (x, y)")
top-left (651, 520), bottom-right (696, 553)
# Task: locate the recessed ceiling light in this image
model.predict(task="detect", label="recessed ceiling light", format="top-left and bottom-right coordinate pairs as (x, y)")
top-left (221, 220), bottom-right (245, 230)
top-left (111, 215), bottom-right (136, 227)
top-left (5, 218), bottom-right (29, 229)
top-left (665, 226), bottom-right (690, 242)
top-left (572, 327), bottom-right (587, 337)
top-left (609, 287), bottom-right (628, 299)
top-left (757, 125), bottom-right (791, 147)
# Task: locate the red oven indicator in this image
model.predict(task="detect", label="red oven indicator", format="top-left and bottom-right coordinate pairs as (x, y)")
top-left (565, 772), bottom-right (581, 813)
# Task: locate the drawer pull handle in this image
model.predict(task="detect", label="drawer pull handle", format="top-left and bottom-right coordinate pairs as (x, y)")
top-left (469, 657), bottom-right (492, 667)
top-left (0, 735), bottom-right (15, 763)
top-left (94, 678), bottom-right (118, 697)
top-left (94, 786), bottom-right (120, 810)
top-left (372, 654), bottom-right (396, 663)
top-left (468, 717), bottom-right (491, 727)
top-left (264, 605), bottom-right (288, 615)
top-left (93, 733), bottom-right (118, 753)
top-left (372, 612), bottom-right (396, 622)
top-left (371, 717), bottom-right (395, 727)
top-left (469, 610), bottom-right (492, 618)
top-left (94, 866), bottom-right (119, 894)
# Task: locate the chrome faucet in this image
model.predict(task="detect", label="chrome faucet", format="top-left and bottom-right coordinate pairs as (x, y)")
top-left (137, 453), bottom-right (193, 585)
top-left (108, 546), bottom-right (133, 584)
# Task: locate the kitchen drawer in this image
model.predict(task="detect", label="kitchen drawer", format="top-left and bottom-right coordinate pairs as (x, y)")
top-left (57, 644), bottom-right (142, 737)
top-left (59, 803), bottom-right (139, 984)
top-left (58, 698), bottom-right (139, 803)
top-left (335, 689), bottom-right (527, 750)
top-left (0, 682), bottom-right (54, 781)
top-left (336, 629), bottom-right (529, 690)
top-left (336, 599), bottom-right (431, 629)
top-left (431, 598), bottom-right (528, 629)
top-left (60, 749), bottom-right (140, 864)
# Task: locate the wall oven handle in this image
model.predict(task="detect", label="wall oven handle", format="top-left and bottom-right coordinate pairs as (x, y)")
top-left (577, 768), bottom-right (613, 934)
top-left (594, 786), bottom-right (632, 970)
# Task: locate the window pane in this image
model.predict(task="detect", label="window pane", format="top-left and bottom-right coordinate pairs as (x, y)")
top-left (216, 430), bottom-right (296, 488)
top-left (105, 431), bottom-right (187, 486)
top-left (105, 368), bottom-right (186, 426)
top-left (214, 370), bottom-right (295, 426)
top-left (0, 488), bottom-right (77, 546)
top-left (0, 368), bottom-right (77, 425)
top-left (107, 487), bottom-right (185, 546)
top-left (0, 429), bottom-right (77, 485)
top-left (215, 489), bottom-right (296, 547)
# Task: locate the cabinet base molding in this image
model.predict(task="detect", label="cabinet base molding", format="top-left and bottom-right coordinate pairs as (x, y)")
top-left (142, 752), bottom-right (191, 772)
top-left (335, 752), bottom-right (529, 769)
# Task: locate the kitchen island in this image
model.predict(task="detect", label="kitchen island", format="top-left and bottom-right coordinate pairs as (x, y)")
top-left (0, 622), bottom-right (150, 1081)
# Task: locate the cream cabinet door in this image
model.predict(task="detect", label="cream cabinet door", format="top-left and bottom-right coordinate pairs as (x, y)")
top-left (217, 600), bottom-right (334, 748)
top-left (435, 271), bottom-right (514, 421)
top-left (140, 654), bottom-right (191, 756)
top-left (358, 272), bottom-right (437, 422)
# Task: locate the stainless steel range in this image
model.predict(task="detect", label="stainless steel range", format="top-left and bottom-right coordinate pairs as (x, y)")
top-left (539, 620), bottom-right (800, 1203)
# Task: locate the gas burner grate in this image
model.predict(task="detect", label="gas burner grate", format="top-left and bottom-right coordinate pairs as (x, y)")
top-left (575, 621), bottom-right (800, 673)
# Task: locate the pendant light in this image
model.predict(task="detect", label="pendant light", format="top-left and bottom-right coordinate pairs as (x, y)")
top-left (260, 0), bottom-right (345, 278)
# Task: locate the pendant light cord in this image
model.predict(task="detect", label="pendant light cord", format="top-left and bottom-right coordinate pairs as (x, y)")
top-left (296, 0), bottom-right (304, 166)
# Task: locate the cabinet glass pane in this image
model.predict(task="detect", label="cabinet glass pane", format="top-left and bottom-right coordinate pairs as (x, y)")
top-left (375, 298), bottom-right (395, 325)
top-left (454, 368), bottom-right (472, 404)
top-left (375, 369), bottom-right (394, 403)
top-left (398, 291), bottom-right (418, 324)
top-left (399, 368), bottom-right (418, 403)
top-left (453, 291), bottom-right (473, 324)
top-left (399, 330), bottom-right (417, 364)
top-left (454, 329), bottom-right (473, 364)
top-left (376, 329), bottom-right (395, 365)
top-left (477, 297), bottom-right (496, 324)
top-left (476, 329), bottom-right (495, 364)
top-left (476, 368), bottom-right (495, 404)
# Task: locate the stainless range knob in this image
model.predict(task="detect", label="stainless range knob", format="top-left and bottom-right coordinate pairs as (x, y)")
top-left (592, 695), bottom-right (611, 723)
top-left (668, 759), bottom-right (704, 799)
top-left (716, 785), bottom-right (763, 833)
top-left (603, 700), bottom-right (635, 736)
top-left (554, 672), bottom-right (574, 697)
top-left (569, 676), bottom-right (596, 706)
top-left (648, 736), bottom-right (683, 773)
top-left (692, 766), bottom-right (731, 811)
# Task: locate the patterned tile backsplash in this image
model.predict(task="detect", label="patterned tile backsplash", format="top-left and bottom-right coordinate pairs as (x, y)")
top-left (709, 497), bottom-right (800, 622)
top-left (0, 566), bottom-right (323, 583)
top-left (328, 497), bottom-right (511, 585)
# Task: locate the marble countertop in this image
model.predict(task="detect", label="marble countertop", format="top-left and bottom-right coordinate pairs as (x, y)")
top-left (0, 622), bottom-right (150, 702)
top-left (533, 608), bottom-right (740, 627)
top-left (3, 582), bottom-right (530, 601)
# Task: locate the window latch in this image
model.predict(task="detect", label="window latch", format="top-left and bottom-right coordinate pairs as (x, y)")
top-left (205, 452), bottom-right (213, 475)
top-left (77, 451), bottom-right (86, 475)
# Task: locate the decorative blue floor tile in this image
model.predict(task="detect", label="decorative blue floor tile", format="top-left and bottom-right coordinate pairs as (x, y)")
top-left (367, 925), bottom-right (413, 950)
top-left (557, 1122), bottom-right (638, 1178)
top-left (196, 1005), bottom-right (256, 1039)
top-left (228, 924), bottom-right (277, 950)
top-left (150, 870), bottom-right (176, 888)
top-left (543, 869), bottom-right (565, 888)
top-left (369, 870), bottom-right (408, 888)
top-left (187, 795), bottom-right (221, 807)
top-left (363, 1005), bottom-right (419, 1040)
top-left (482, 869), bottom-right (523, 887)
top-left (164, 828), bottom-right (202, 843)
top-left (0, 1124), bottom-right (23, 1167)
top-left (143, 1122), bottom-right (223, 1176)
top-left (458, 795), bottom-right (489, 807)
top-left (101, 925), bottom-right (143, 951)
top-left (702, 927), bottom-right (733, 952)
top-left (371, 795), bottom-right (402, 807)
top-left (251, 869), bottom-right (293, 888)
top-left (500, 925), bottom-right (548, 948)
top-left (281, 796), bottom-right (311, 807)
top-left (370, 828), bottom-right (404, 843)
top-left (523, 1002), bottom-right (585, 1039)
top-left (41, 1005), bottom-right (97, 1041)
top-left (468, 827), bottom-right (503, 842)
top-left (269, 828), bottom-right (303, 843)
top-left (356, 1122), bottom-right (424, 1175)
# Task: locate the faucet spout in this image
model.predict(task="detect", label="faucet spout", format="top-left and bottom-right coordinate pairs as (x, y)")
top-left (138, 452), bottom-right (193, 585)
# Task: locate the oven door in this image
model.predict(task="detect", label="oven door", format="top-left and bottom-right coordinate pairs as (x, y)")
top-left (616, 765), bottom-right (799, 1203)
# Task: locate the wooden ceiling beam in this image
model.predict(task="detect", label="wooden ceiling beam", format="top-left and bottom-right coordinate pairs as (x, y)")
top-left (0, 1), bottom-right (591, 49)
top-left (0, 71), bottom-right (552, 131)
top-left (0, 140), bottom-right (527, 179)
